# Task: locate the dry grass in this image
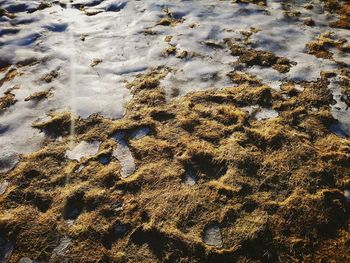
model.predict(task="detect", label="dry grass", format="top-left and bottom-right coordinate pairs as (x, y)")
top-left (1, 66), bottom-right (349, 262)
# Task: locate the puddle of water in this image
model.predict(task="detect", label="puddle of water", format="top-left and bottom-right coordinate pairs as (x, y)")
top-left (202, 224), bottom-right (223, 248)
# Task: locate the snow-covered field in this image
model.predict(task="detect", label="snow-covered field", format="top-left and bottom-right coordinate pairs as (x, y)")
top-left (0, 0), bottom-right (349, 172)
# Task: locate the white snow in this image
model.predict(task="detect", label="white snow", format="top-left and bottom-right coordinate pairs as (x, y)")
top-left (0, 0), bottom-right (349, 172)
top-left (0, 180), bottom-right (9, 196)
top-left (345, 189), bottom-right (350, 202)
top-left (112, 132), bottom-right (136, 178)
top-left (66, 141), bottom-right (100, 161)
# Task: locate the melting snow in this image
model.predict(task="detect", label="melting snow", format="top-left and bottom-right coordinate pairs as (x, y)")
top-left (66, 141), bottom-right (100, 161)
top-left (0, 0), bottom-right (349, 167)
top-left (130, 127), bottom-right (151, 140)
top-left (113, 132), bottom-right (136, 178)
top-left (202, 224), bottom-right (223, 248)
top-left (329, 78), bottom-right (350, 136)
top-left (345, 189), bottom-right (350, 202)
top-left (0, 180), bottom-right (9, 196)
top-left (52, 237), bottom-right (72, 257)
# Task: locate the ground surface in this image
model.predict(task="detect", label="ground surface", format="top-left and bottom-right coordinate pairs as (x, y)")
top-left (0, 0), bottom-right (350, 262)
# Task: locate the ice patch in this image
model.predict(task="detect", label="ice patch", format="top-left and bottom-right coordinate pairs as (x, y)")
top-left (66, 141), bottom-right (100, 161)
top-left (113, 132), bottom-right (136, 178)
top-left (202, 224), bottom-right (223, 248)
top-left (242, 106), bottom-right (279, 120)
top-left (255, 108), bottom-right (279, 121)
top-left (52, 237), bottom-right (71, 257)
top-left (0, 150), bottom-right (20, 173)
top-left (130, 127), bottom-right (151, 140)
top-left (344, 189), bottom-right (350, 202)
top-left (329, 78), bottom-right (350, 136)
top-left (184, 171), bottom-right (196, 186)
top-left (0, 180), bottom-right (9, 196)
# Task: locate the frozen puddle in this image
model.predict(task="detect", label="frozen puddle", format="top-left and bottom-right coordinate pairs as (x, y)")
top-left (113, 132), bottom-right (136, 178)
top-left (66, 141), bottom-right (100, 161)
top-left (202, 224), bottom-right (223, 248)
